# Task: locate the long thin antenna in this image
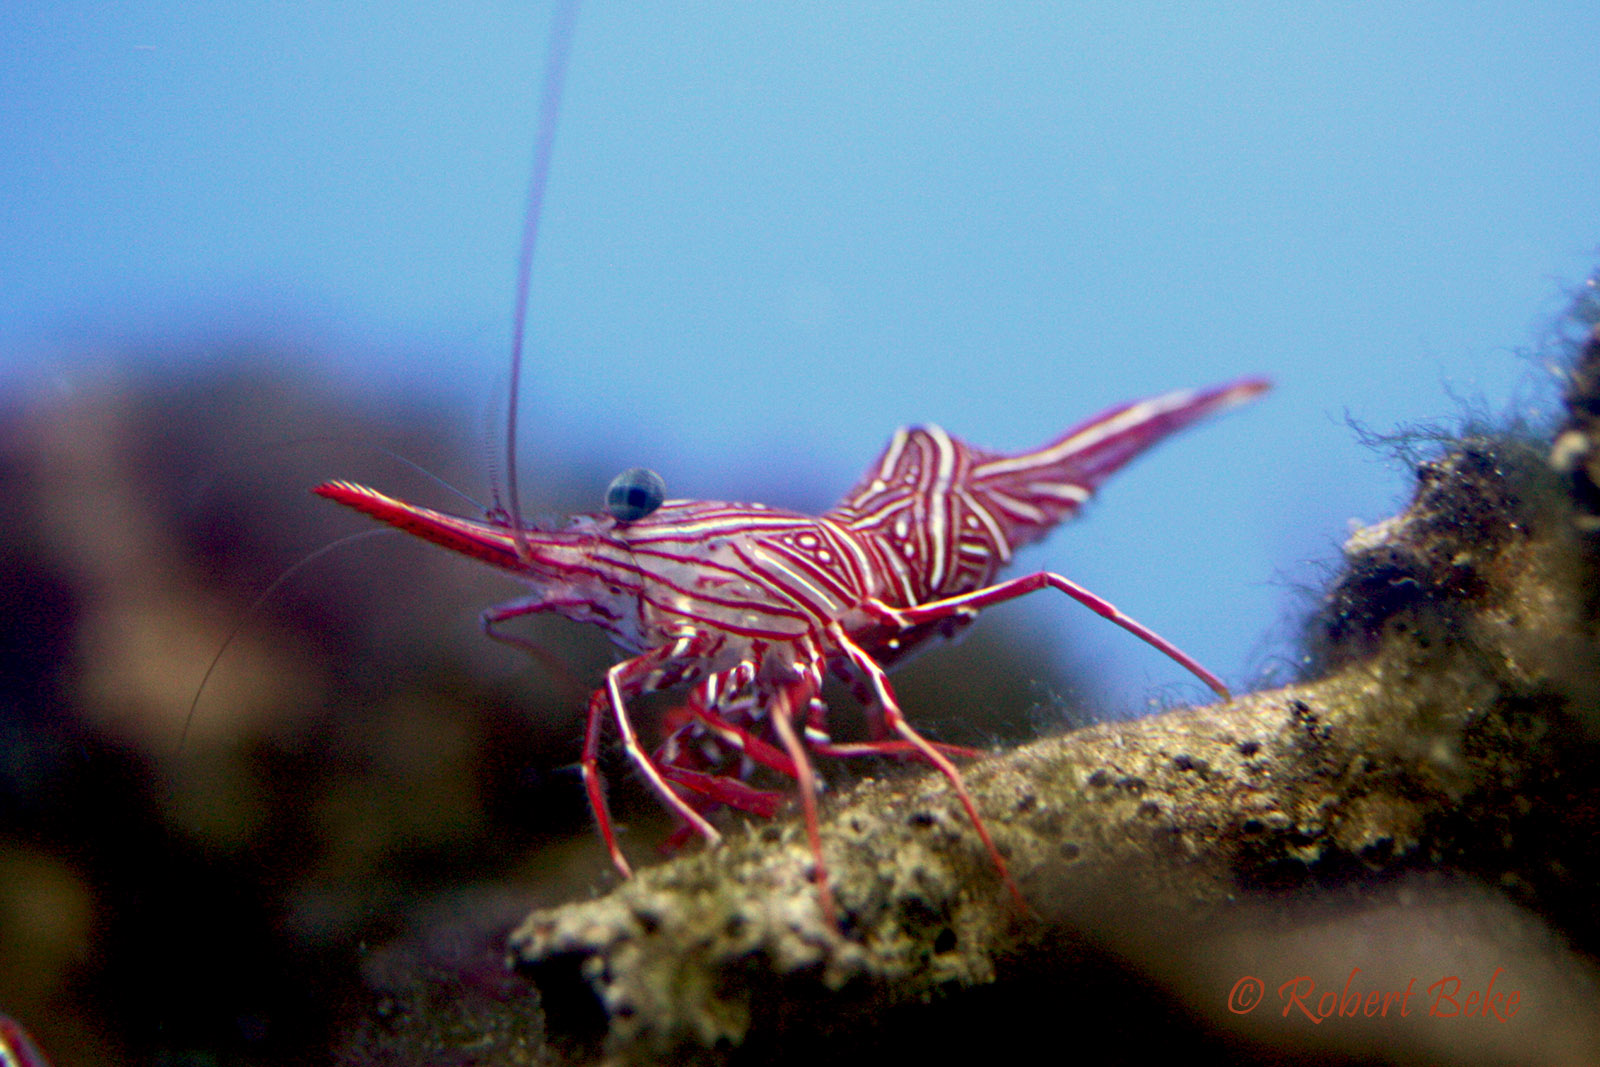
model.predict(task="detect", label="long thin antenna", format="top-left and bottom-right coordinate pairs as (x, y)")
top-left (505, 0), bottom-right (581, 563)
top-left (182, 528), bottom-right (394, 755)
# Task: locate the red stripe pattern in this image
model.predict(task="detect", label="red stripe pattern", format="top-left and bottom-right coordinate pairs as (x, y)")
top-left (314, 376), bottom-right (1267, 919)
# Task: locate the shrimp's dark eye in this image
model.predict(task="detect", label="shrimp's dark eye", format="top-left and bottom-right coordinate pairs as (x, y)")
top-left (605, 467), bottom-right (666, 522)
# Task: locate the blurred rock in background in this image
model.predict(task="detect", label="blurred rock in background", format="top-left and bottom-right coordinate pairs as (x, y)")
top-left (0, 347), bottom-right (1081, 1066)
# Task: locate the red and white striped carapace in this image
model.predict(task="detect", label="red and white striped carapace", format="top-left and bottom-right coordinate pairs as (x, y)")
top-left (315, 375), bottom-right (1267, 920)
top-left (313, 0), bottom-right (1267, 923)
